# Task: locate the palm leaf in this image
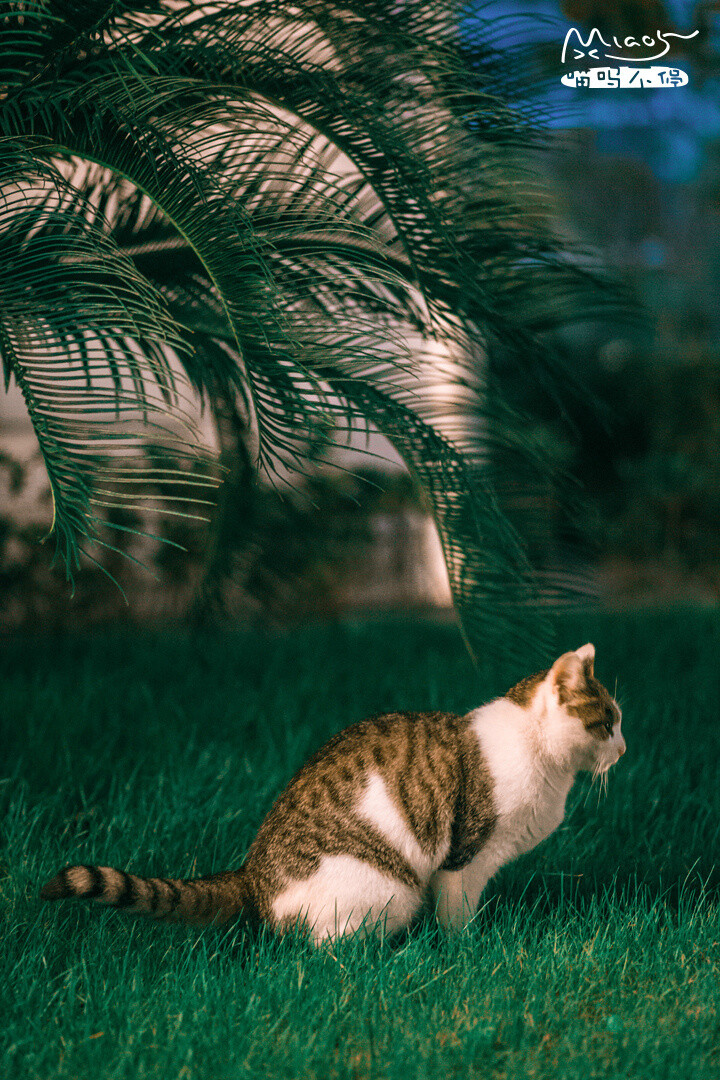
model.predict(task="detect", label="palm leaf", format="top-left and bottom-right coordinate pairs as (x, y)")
top-left (0, 147), bottom-right (218, 577)
top-left (0, 0), bottom-right (631, 660)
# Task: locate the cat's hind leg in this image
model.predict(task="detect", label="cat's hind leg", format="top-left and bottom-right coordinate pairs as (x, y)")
top-left (271, 854), bottom-right (423, 943)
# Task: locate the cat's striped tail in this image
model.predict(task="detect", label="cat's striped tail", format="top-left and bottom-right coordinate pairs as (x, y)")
top-left (39, 865), bottom-right (248, 925)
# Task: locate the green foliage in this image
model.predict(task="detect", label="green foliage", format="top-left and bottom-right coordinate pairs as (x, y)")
top-left (600, 356), bottom-right (720, 578)
top-left (2, 612), bottom-right (719, 1078)
top-left (0, 0), bottom-right (626, 660)
top-left (496, 335), bottom-right (720, 597)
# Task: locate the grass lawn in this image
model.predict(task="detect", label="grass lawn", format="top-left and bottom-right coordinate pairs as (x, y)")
top-left (1, 610), bottom-right (719, 1079)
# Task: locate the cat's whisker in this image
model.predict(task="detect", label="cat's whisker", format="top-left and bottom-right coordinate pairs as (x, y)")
top-left (589, 762), bottom-right (611, 806)
top-left (583, 771), bottom-right (597, 807)
top-left (588, 763), bottom-right (602, 806)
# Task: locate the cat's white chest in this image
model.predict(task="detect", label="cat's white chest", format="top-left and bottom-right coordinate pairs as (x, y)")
top-left (470, 701), bottom-right (572, 863)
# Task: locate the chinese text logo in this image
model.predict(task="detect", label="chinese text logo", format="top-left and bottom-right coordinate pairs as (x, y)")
top-left (560, 27), bottom-right (698, 89)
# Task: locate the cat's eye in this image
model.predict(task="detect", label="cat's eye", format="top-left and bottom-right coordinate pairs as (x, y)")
top-left (589, 709), bottom-right (615, 736)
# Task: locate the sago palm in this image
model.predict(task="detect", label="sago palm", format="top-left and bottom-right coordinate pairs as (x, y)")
top-left (0, 0), bottom-right (622, 662)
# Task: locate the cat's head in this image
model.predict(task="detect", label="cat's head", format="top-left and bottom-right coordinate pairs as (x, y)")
top-left (510, 644), bottom-right (626, 772)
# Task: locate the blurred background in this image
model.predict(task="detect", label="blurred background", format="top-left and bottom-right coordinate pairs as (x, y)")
top-left (1, 0), bottom-right (719, 631)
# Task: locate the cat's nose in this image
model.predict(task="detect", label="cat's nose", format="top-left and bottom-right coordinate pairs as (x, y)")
top-left (617, 740), bottom-right (626, 757)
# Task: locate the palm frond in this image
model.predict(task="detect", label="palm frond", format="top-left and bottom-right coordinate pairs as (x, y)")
top-left (0, 148), bottom-right (217, 577)
top-left (0, 0), bottom-right (632, 659)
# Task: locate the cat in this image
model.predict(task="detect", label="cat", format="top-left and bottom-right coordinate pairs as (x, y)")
top-left (40, 643), bottom-right (625, 943)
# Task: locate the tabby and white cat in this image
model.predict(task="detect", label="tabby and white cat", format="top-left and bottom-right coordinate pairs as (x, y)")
top-left (41, 643), bottom-right (625, 942)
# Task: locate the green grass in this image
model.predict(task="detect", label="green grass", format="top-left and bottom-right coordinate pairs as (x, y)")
top-left (1, 610), bottom-right (720, 1079)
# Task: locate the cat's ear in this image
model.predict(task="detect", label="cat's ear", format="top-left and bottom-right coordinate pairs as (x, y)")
top-left (575, 643), bottom-right (595, 678)
top-left (549, 645), bottom-right (594, 696)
